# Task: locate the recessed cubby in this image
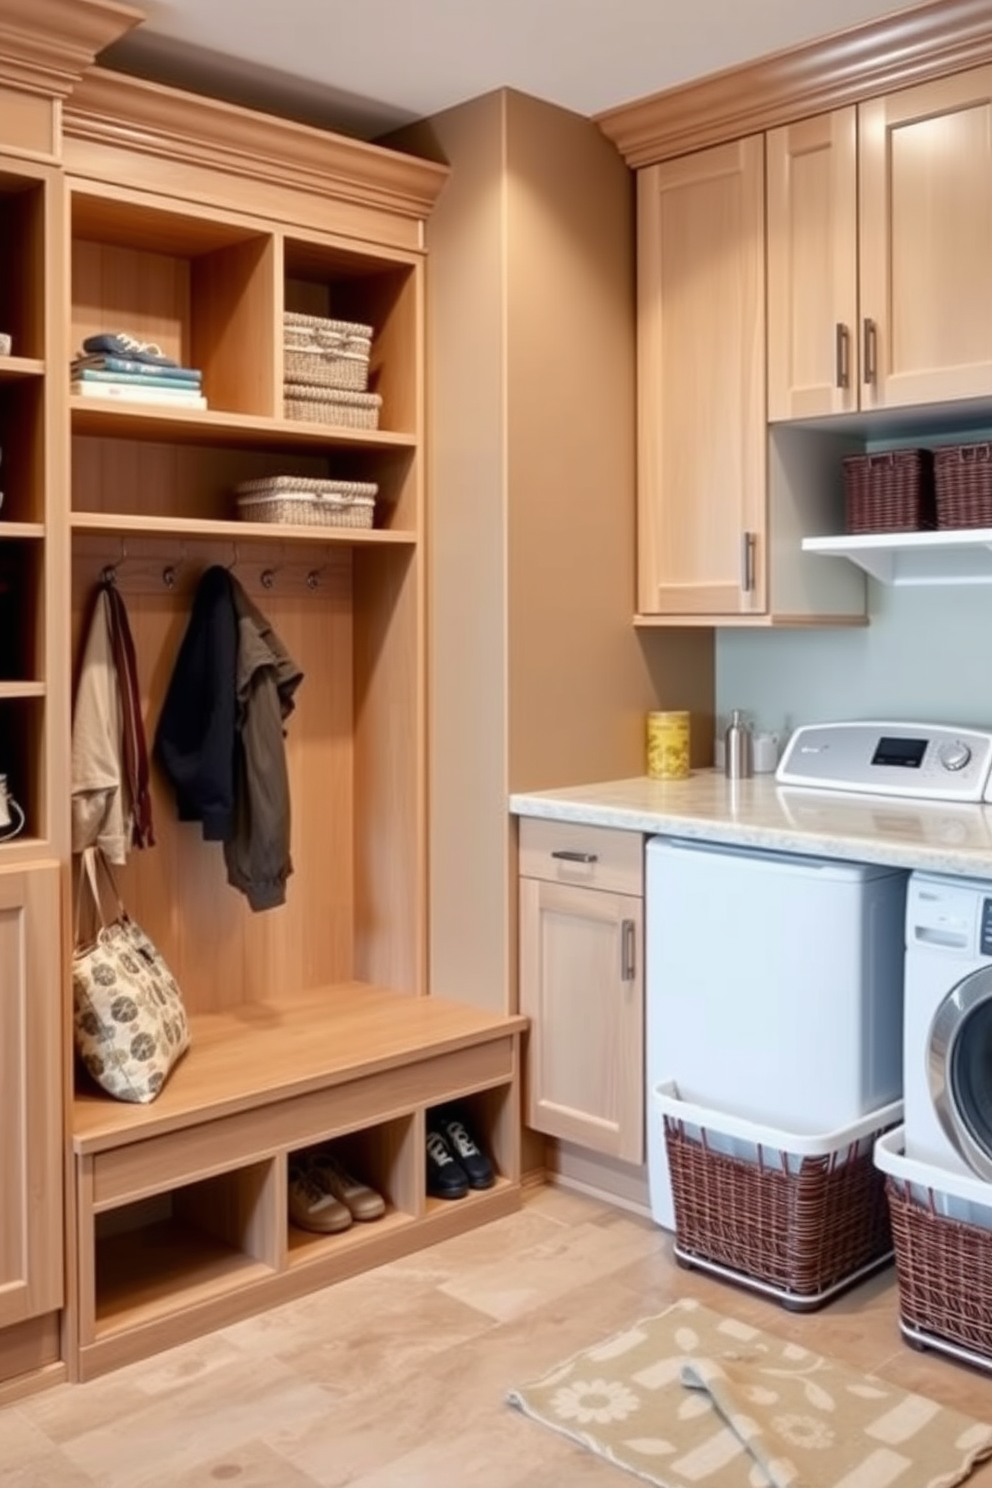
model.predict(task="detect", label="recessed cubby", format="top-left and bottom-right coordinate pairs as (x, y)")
top-left (286, 1114), bottom-right (418, 1262)
top-left (0, 378), bottom-right (45, 524)
top-left (71, 192), bottom-right (277, 419)
top-left (0, 174), bottom-right (46, 362)
top-left (93, 1163), bottom-right (279, 1336)
top-left (0, 539), bottom-right (42, 683)
top-left (0, 697), bottom-right (43, 845)
top-left (284, 237), bottom-right (417, 435)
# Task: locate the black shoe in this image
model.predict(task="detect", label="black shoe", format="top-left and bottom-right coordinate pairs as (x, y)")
top-left (426, 1128), bottom-right (469, 1199)
top-left (436, 1110), bottom-right (495, 1190)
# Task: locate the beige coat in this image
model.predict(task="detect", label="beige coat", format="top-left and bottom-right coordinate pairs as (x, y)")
top-left (71, 588), bottom-right (131, 863)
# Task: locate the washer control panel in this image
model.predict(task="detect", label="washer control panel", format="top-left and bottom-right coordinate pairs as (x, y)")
top-left (776, 721), bottom-right (992, 802)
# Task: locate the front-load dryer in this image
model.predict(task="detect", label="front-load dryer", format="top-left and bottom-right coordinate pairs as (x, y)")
top-left (904, 870), bottom-right (992, 1180)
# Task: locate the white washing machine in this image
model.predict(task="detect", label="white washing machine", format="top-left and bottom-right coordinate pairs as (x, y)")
top-left (646, 835), bottom-right (907, 1229)
top-left (904, 870), bottom-right (992, 1182)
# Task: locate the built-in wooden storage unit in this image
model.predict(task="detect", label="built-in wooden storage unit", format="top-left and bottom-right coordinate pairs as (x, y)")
top-left (55, 63), bottom-right (525, 1381)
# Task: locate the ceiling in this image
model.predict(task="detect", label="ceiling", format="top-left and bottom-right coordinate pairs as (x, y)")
top-left (106, 0), bottom-right (932, 142)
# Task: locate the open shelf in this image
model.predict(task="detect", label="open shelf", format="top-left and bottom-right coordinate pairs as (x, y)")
top-left (0, 357), bottom-right (44, 382)
top-left (71, 510), bottom-right (416, 547)
top-left (803, 528), bottom-right (992, 585)
top-left (70, 399), bottom-right (416, 451)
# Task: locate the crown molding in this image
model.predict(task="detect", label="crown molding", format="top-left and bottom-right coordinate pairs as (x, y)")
top-left (64, 68), bottom-right (450, 222)
top-left (597, 0), bottom-right (992, 166)
top-left (0, 0), bottom-right (141, 101)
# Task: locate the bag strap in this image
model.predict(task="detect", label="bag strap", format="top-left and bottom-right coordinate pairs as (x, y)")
top-left (74, 846), bottom-right (126, 943)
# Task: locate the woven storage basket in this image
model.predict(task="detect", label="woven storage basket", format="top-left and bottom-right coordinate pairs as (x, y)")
top-left (875, 1127), bottom-right (992, 1370)
top-left (656, 1082), bottom-right (899, 1310)
top-left (283, 312), bottom-right (373, 391)
top-left (234, 476), bottom-right (377, 529)
top-left (843, 448), bottom-right (936, 533)
top-left (283, 384), bottom-right (381, 429)
top-left (934, 442), bottom-right (992, 529)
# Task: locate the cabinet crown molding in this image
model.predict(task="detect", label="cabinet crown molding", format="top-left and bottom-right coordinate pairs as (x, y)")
top-left (64, 67), bottom-right (450, 222)
top-left (597, 0), bottom-right (992, 165)
top-left (0, 0), bottom-right (140, 101)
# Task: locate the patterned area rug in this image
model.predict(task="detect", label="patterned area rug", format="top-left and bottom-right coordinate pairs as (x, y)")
top-left (507, 1299), bottom-right (992, 1488)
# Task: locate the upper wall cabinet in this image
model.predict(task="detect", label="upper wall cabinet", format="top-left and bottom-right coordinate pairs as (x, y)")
top-left (768, 67), bottom-right (992, 420)
top-left (636, 137), bottom-right (766, 619)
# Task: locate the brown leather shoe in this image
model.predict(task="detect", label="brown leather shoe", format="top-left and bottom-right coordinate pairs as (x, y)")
top-left (307, 1151), bottom-right (386, 1222)
top-left (288, 1163), bottom-right (352, 1233)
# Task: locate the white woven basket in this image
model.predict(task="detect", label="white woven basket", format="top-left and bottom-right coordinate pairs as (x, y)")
top-left (283, 384), bottom-right (381, 429)
top-left (283, 312), bottom-right (373, 390)
top-left (235, 476), bottom-right (377, 529)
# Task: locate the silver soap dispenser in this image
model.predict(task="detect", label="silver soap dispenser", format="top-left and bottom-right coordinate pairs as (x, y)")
top-left (724, 709), bottom-right (754, 780)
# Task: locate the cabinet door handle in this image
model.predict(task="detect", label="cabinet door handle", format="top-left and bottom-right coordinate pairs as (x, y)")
top-left (550, 849), bottom-right (598, 864)
top-left (862, 317), bottom-right (877, 385)
top-left (621, 919), bottom-right (636, 981)
top-left (740, 530), bottom-right (756, 593)
top-left (835, 322), bottom-right (850, 388)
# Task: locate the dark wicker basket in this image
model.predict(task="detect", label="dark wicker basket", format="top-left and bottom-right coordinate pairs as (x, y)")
top-left (843, 449), bottom-right (936, 534)
top-left (663, 1113), bottom-right (895, 1308)
top-left (885, 1176), bottom-right (992, 1361)
top-left (934, 442), bottom-right (992, 529)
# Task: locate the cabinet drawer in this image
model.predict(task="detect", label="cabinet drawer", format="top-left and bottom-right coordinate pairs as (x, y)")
top-left (518, 818), bottom-right (643, 895)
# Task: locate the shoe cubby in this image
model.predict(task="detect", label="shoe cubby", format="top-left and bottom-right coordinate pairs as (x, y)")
top-left (286, 1114), bottom-right (419, 1264)
top-left (0, 171), bottom-right (47, 363)
top-left (283, 236), bottom-right (419, 436)
top-left (425, 1084), bottom-right (519, 1214)
top-left (89, 1162), bottom-right (279, 1341)
top-left (70, 190), bottom-right (277, 419)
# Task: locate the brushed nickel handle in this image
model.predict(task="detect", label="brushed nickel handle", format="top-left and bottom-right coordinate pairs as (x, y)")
top-left (863, 317), bottom-right (876, 385)
top-left (740, 530), bottom-right (756, 593)
top-left (621, 919), bottom-right (636, 981)
top-left (551, 849), bottom-right (599, 864)
top-left (835, 322), bottom-right (850, 388)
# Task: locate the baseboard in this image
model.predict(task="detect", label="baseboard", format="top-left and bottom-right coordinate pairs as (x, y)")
top-left (543, 1139), bottom-right (652, 1219)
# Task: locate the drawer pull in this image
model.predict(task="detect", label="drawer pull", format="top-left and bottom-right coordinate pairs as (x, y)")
top-left (551, 849), bottom-right (599, 864)
top-left (621, 919), bottom-right (637, 981)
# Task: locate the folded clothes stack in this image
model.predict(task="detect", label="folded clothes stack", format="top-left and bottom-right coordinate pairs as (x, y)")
top-left (70, 332), bottom-right (207, 410)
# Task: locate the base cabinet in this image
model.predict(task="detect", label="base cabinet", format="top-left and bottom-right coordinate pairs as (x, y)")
top-left (518, 819), bottom-right (644, 1164)
top-left (0, 862), bottom-right (62, 1330)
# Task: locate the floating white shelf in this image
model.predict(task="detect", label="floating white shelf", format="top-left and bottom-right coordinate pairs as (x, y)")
top-left (802, 529), bottom-right (992, 586)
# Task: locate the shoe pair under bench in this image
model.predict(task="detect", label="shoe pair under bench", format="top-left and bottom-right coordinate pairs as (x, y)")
top-left (288, 1149), bottom-right (386, 1234)
top-left (426, 1109), bottom-right (495, 1199)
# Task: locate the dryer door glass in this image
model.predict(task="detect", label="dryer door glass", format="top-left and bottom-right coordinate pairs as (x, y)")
top-left (929, 966), bottom-right (992, 1178)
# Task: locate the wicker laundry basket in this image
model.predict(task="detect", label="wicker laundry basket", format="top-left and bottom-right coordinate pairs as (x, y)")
top-left (234, 476), bottom-right (377, 529)
top-left (875, 1126), bottom-right (992, 1372)
top-left (656, 1081), bottom-right (900, 1310)
top-left (283, 311), bottom-right (373, 391)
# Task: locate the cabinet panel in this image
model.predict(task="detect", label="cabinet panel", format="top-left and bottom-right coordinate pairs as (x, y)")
top-left (860, 68), bottom-right (992, 409)
top-left (0, 862), bottom-right (62, 1328)
top-left (520, 876), bottom-right (643, 1163)
top-left (518, 817), bottom-right (643, 896)
top-left (636, 136), bottom-right (766, 617)
top-left (767, 110), bottom-right (858, 420)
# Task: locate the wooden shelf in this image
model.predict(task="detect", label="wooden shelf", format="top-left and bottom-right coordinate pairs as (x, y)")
top-left (0, 681), bottom-right (44, 698)
top-left (70, 399), bottom-right (417, 452)
top-left (72, 984), bottom-right (527, 1154)
top-left (0, 357), bottom-right (44, 381)
top-left (0, 523), bottom-right (43, 539)
top-left (803, 528), bottom-right (992, 585)
top-left (71, 510), bottom-right (416, 547)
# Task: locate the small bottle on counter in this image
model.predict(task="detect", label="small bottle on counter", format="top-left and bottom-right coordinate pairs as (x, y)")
top-left (724, 709), bottom-right (754, 780)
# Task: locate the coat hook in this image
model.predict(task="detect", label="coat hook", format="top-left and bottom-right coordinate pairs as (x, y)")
top-left (260, 566), bottom-right (277, 590)
top-left (162, 541), bottom-right (187, 590)
top-left (101, 538), bottom-right (128, 587)
top-left (227, 542), bottom-right (240, 571)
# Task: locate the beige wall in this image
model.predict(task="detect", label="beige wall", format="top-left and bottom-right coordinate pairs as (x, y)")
top-left (396, 91), bottom-right (714, 1021)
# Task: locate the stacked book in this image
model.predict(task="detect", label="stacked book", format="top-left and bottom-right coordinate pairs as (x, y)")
top-left (70, 333), bottom-right (206, 410)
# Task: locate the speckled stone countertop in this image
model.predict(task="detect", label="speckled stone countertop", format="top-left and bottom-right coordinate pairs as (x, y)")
top-left (509, 771), bottom-right (992, 878)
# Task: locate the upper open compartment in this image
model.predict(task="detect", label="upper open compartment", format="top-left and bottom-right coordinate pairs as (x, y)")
top-left (70, 190), bottom-right (277, 420)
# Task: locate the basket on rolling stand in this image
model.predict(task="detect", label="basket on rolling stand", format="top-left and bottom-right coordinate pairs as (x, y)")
top-left (656, 1081), bottom-right (901, 1311)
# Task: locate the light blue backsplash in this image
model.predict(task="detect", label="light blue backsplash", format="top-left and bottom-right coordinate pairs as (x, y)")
top-left (716, 582), bottom-right (992, 745)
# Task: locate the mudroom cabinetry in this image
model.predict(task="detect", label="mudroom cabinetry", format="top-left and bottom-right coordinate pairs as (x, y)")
top-left (518, 819), bottom-right (644, 1165)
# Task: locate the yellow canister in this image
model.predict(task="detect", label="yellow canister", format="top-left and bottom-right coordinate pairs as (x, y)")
top-left (646, 710), bottom-right (690, 781)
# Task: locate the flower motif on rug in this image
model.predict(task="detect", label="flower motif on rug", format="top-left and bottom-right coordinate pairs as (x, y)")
top-left (551, 1377), bottom-right (640, 1425)
top-left (772, 1413), bottom-right (836, 1450)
